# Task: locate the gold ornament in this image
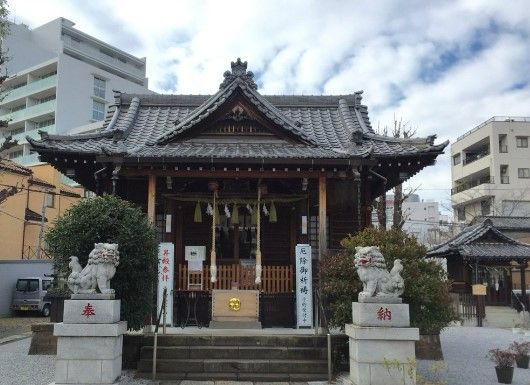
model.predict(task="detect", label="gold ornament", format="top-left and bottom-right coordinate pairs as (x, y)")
top-left (228, 297), bottom-right (241, 311)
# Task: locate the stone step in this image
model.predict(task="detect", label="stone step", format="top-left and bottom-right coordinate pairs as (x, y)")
top-left (137, 358), bottom-right (328, 374)
top-left (137, 371), bottom-right (329, 382)
top-left (140, 345), bottom-right (327, 360)
top-left (141, 334), bottom-right (328, 348)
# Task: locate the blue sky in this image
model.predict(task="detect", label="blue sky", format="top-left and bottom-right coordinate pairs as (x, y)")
top-left (8, 0), bottom-right (530, 215)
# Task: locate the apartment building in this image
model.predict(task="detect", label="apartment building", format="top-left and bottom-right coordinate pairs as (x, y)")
top-left (451, 117), bottom-right (530, 223)
top-left (372, 193), bottom-right (447, 247)
top-left (0, 18), bottom-right (150, 165)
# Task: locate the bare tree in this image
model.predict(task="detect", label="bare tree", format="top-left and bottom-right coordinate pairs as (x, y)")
top-left (390, 115), bottom-right (417, 231)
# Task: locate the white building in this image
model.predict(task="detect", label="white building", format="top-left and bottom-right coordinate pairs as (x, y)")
top-left (0, 18), bottom-right (151, 165)
top-left (451, 117), bottom-right (530, 223)
top-left (372, 193), bottom-right (448, 247)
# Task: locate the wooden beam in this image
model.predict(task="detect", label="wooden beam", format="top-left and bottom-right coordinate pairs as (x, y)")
top-left (121, 168), bottom-right (326, 179)
top-left (318, 175), bottom-right (327, 260)
top-left (147, 175), bottom-right (156, 225)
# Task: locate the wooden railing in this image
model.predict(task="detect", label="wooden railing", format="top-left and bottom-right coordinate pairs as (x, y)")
top-left (177, 264), bottom-right (293, 293)
top-left (451, 293), bottom-right (476, 320)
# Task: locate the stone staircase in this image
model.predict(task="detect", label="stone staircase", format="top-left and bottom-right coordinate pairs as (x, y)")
top-left (136, 334), bottom-right (329, 381)
top-left (484, 306), bottom-right (525, 328)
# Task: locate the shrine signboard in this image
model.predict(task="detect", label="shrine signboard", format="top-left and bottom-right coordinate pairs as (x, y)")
top-left (158, 242), bottom-right (174, 325)
top-left (295, 244), bottom-right (313, 328)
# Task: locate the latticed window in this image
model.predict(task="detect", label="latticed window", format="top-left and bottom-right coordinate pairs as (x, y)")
top-left (92, 100), bottom-right (105, 121)
top-left (94, 76), bottom-right (106, 98)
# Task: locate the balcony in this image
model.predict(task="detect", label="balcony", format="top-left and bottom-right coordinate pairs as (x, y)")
top-left (452, 177), bottom-right (495, 206)
top-left (463, 149), bottom-right (490, 165)
top-left (0, 75), bottom-right (57, 105)
top-left (0, 125), bottom-right (56, 147)
top-left (451, 176), bottom-right (494, 195)
top-left (0, 100), bottom-right (56, 125)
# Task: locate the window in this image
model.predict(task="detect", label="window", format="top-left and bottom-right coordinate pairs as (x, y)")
top-left (518, 168), bottom-right (530, 178)
top-left (39, 94), bottom-right (56, 103)
top-left (457, 207), bottom-right (465, 222)
top-left (516, 136), bottom-right (528, 148)
top-left (452, 153), bottom-right (461, 165)
top-left (46, 192), bottom-right (55, 208)
top-left (12, 82), bottom-right (27, 90)
top-left (36, 118), bottom-right (55, 128)
top-left (92, 100), bottom-right (105, 121)
top-left (8, 150), bottom-right (23, 159)
top-left (481, 200), bottom-right (491, 216)
top-left (500, 165), bottom-right (509, 184)
top-left (40, 71), bottom-right (57, 79)
top-left (9, 127), bottom-right (25, 136)
top-left (10, 104), bottom-right (25, 112)
top-left (499, 134), bottom-right (508, 153)
top-left (93, 76), bottom-right (106, 98)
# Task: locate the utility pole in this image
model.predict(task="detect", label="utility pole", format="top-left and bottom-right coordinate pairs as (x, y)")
top-left (36, 191), bottom-right (48, 259)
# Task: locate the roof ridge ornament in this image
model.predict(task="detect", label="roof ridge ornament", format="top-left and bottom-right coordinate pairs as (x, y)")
top-left (220, 58), bottom-right (258, 90)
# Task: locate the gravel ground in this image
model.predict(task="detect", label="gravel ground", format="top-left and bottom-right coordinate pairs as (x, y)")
top-left (418, 327), bottom-right (530, 385)
top-left (0, 327), bottom-right (529, 385)
top-left (0, 315), bottom-right (49, 339)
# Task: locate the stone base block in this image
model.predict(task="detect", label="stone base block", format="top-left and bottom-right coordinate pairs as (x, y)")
top-left (63, 300), bottom-right (120, 324)
top-left (352, 301), bottom-right (410, 327)
top-left (71, 293), bottom-right (115, 300)
top-left (346, 324), bottom-right (419, 385)
top-left (350, 360), bottom-right (416, 385)
top-left (57, 335), bottom-right (123, 360)
top-left (54, 321), bottom-right (127, 337)
top-left (54, 355), bottom-right (122, 384)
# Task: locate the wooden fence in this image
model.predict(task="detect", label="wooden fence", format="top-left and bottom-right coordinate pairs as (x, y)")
top-left (177, 264), bottom-right (293, 293)
top-left (451, 293), bottom-right (476, 319)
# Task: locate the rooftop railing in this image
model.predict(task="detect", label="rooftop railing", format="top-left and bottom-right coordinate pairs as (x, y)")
top-left (457, 116), bottom-right (530, 142)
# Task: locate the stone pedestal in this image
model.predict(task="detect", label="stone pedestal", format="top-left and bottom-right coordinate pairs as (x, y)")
top-left (346, 301), bottom-right (419, 385)
top-left (51, 299), bottom-right (126, 385)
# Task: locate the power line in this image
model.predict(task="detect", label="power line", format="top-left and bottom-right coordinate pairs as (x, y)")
top-left (0, 182), bottom-right (83, 199)
top-left (0, 209), bottom-right (25, 222)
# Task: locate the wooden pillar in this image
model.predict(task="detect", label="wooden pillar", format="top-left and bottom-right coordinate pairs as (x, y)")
top-left (147, 175), bottom-right (156, 224)
top-left (521, 261), bottom-right (528, 310)
top-left (318, 175), bottom-right (327, 260)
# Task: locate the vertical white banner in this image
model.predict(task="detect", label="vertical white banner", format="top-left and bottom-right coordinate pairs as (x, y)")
top-left (158, 242), bottom-right (174, 326)
top-left (296, 244), bottom-right (313, 328)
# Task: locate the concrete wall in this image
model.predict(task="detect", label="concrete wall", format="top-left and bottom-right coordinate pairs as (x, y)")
top-left (55, 53), bottom-right (150, 134)
top-left (0, 260), bottom-right (53, 316)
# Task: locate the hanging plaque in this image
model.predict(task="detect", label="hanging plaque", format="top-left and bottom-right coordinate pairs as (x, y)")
top-left (296, 244), bottom-right (313, 328)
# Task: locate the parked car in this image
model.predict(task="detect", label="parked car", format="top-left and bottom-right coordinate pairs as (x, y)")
top-left (11, 277), bottom-right (52, 316)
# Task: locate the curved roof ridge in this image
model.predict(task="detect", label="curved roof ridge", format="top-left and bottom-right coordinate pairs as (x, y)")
top-left (338, 98), bottom-right (360, 135)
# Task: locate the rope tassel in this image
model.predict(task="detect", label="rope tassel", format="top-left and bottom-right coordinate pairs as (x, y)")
top-left (194, 202), bottom-right (202, 223)
top-left (269, 201), bottom-right (277, 223)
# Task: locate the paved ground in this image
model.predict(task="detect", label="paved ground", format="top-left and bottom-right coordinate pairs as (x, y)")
top-left (417, 327), bottom-right (530, 385)
top-left (0, 314), bottom-right (49, 340)
top-left (0, 327), bottom-right (529, 385)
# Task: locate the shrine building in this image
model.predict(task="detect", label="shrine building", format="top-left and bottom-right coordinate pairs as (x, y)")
top-left (29, 59), bottom-right (447, 327)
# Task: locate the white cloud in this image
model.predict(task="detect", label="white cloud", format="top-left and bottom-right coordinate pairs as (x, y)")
top-left (7, 0), bottom-right (530, 217)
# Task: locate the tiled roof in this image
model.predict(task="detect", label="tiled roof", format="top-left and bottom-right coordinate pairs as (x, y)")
top-left (0, 158), bottom-right (32, 176)
top-left (25, 208), bottom-right (47, 222)
top-left (427, 218), bottom-right (530, 261)
top-left (28, 59), bottom-right (448, 162)
top-left (472, 216), bottom-right (530, 231)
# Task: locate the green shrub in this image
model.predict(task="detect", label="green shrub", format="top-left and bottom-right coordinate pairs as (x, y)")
top-left (320, 227), bottom-right (458, 334)
top-left (45, 194), bottom-right (158, 330)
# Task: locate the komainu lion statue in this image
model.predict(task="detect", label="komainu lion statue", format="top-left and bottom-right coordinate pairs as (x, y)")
top-left (354, 246), bottom-right (404, 301)
top-left (67, 243), bottom-right (120, 294)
